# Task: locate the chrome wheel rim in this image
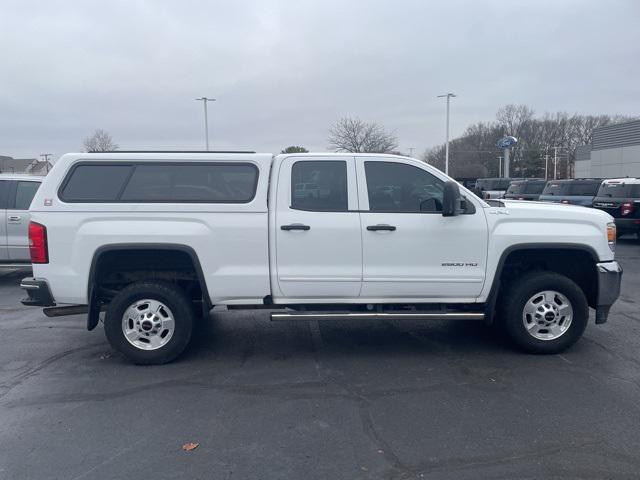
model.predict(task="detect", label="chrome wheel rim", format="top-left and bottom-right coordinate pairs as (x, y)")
top-left (522, 290), bottom-right (573, 341)
top-left (121, 299), bottom-right (175, 350)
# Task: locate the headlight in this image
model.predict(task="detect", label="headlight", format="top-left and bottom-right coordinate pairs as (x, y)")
top-left (607, 222), bottom-right (616, 252)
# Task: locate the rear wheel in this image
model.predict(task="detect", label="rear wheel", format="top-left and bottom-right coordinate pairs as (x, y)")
top-left (104, 281), bottom-right (194, 364)
top-left (498, 271), bottom-right (589, 354)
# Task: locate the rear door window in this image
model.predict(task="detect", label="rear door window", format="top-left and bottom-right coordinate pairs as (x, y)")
top-left (13, 181), bottom-right (41, 210)
top-left (0, 180), bottom-right (10, 209)
top-left (290, 161), bottom-right (348, 211)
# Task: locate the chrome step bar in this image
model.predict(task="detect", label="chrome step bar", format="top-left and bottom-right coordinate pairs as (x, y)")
top-left (270, 312), bottom-right (484, 321)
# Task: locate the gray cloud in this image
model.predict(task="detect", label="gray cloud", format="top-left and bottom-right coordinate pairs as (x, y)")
top-left (1, 0), bottom-right (639, 160)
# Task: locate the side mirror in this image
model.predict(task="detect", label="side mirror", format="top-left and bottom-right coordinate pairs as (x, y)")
top-left (442, 181), bottom-right (461, 217)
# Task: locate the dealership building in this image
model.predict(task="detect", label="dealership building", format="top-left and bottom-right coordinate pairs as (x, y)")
top-left (574, 119), bottom-right (640, 178)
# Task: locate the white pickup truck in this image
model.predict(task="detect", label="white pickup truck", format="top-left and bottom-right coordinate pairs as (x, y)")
top-left (21, 152), bottom-right (622, 364)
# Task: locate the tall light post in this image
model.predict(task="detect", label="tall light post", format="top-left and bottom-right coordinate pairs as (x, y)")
top-left (437, 93), bottom-right (456, 175)
top-left (195, 97), bottom-right (216, 150)
top-left (40, 153), bottom-right (52, 173)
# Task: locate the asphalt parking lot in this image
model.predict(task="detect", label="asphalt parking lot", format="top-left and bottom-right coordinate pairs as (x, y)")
top-left (1, 240), bottom-right (639, 480)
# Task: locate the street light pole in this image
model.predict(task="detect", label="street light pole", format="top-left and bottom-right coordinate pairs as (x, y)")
top-left (437, 93), bottom-right (456, 176)
top-left (40, 153), bottom-right (52, 173)
top-left (195, 97), bottom-right (216, 150)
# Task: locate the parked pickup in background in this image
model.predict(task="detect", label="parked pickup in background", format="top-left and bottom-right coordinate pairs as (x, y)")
top-left (21, 152), bottom-right (622, 364)
top-left (0, 174), bottom-right (42, 269)
top-left (593, 177), bottom-right (640, 239)
top-left (474, 177), bottom-right (517, 199)
top-left (538, 178), bottom-right (603, 207)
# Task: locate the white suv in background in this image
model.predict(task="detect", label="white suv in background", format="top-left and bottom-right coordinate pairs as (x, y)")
top-left (0, 174), bottom-right (43, 268)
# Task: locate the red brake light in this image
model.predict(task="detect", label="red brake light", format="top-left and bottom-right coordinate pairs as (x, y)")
top-left (621, 202), bottom-right (634, 216)
top-left (28, 222), bottom-right (48, 264)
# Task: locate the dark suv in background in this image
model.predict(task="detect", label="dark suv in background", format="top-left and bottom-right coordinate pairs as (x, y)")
top-left (503, 179), bottom-right (547, 201)
top-left (593, 178), bottom-right (640, 239)
top-left (538, 178), bottom-right (603, 206)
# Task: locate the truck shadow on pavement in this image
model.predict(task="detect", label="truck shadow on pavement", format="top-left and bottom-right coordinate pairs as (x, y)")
top-left (182, 312), bottom-right (511, 365)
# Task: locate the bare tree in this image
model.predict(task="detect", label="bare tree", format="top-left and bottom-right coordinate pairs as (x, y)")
top-left (328, 117), bottom-right (398, 153)
top-left (424, 106), bottom-right (637, 179)
top-left (83, 129), bottom-right (118, 152)
top-left (281, 145), bottom-right (309, 154)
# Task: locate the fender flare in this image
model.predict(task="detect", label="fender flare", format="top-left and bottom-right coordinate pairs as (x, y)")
top-left (86, 243), bottom-right (212, 331)
top-left (483, 242), bottom-right (599, 324)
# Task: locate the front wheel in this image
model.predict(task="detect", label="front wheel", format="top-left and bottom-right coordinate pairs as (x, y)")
top-left (498, 271), bottom-right (589, 354)
top-left (104, 281), bottom-right (194, 365)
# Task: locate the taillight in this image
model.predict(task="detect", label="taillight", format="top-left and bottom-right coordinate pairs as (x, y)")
top-left (621, 202), bottom-right (634, 216)
top-left (28, 222), bottom-right (48, 264)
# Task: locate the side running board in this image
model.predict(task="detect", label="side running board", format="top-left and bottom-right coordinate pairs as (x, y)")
top-left (270, 312), bottom-right (484, 321)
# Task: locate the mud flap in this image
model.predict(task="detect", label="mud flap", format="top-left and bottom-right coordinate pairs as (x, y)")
top-left (87, 285), bottom-right (101, 331)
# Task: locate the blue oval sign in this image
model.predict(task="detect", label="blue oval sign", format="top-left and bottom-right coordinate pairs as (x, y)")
top-left (496, 136), bottom-right (518, 149)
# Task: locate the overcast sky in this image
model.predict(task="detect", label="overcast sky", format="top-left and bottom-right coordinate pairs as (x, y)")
top-left (1, 0), bottom-right (639, 161)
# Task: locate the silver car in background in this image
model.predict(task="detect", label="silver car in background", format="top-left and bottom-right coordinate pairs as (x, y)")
top-left (0, 174), bottom-right (43, 268)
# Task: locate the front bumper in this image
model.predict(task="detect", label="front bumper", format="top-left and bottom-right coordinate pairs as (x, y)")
top-left (20, 277), bottom-right (55, 307)
top-left (594, 261), bottom-right (623, 324)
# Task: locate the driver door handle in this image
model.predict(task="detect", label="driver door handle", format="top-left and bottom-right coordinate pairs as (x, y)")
top-left (281, 224), bottom-right (311, 231)
top-left (367, 224), bottom-right (396, 231)
top-left (8, 215), bottom-right (21, 222)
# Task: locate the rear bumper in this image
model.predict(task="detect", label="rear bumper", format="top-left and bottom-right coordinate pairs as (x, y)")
top-left (614, 217), bottom-right (640, 234)
top-left (0, 262), bottom-right (33, 270)
top-left (594, 261), bottom-right (623, 324)
top-left (20, 277), bottom-right (55, 307)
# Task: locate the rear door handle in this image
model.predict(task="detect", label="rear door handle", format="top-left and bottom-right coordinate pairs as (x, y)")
top-left (281, 224), bottom-right (311, 231)
top-left (8, 215), bottom-right (21, 222)
top-left (367, 224), bottom-right (396, 231)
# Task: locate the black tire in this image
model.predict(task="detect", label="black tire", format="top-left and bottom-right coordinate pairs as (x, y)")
top-left (497, 271), bottom-right (589, 354)
top-left (104, 281), bottom-right (194, 365)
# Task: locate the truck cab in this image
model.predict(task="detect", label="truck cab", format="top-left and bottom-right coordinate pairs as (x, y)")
top-left (21, 152), bottom-right (622, 364)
